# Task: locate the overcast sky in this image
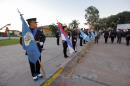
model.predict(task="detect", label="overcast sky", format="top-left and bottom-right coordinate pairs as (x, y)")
top-left (0, 0), bottom-right (130, 31)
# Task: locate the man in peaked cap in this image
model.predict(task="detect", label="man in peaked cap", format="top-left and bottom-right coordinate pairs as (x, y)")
top-left (21, 18), bottom-right (46, 80)
top-left (26, 18), bottom-right (38, 25)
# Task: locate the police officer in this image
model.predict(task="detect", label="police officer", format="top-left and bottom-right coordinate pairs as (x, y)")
top-left (126, 29), bottom-right (130, 46)
top-left (72, 29), bottom-right (78, 52)
top-left (23, 18), bottom-right (45, 80)
top-left (104, 30), bottom-right (109, 43)
top-left (62, 26), bottom-right (68, 58)
top-left (109, 30), bottom-right (116, 44)
top-left (55, 30), bottom-right (60, 45)
top-left (79, 28), bottom-right (83, 46)
top-left (117, 29), bottom-right (122, 44)
top-left (95, 31), bottom-right (100, 44)
top-left (83, 29), bottom-right (87, 44)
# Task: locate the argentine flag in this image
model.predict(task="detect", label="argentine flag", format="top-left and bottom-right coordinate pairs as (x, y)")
top-left (90, 32), bottom-right (97, 40)
top-left (80, 30), bottom-right (90, 42)
top-left (19, 12), bottom-right (40, 64)
top-left (57, 22), bottom-right (74, 54)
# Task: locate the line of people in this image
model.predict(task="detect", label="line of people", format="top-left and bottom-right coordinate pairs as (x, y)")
top-left (55, 27), bottom-right (99, 58)
top-left (103, 29), bottom-right (130, 45)
top-left (20, 18), bottom-right (97, 81)
top-left (19, 17), bottom-right (130, 81)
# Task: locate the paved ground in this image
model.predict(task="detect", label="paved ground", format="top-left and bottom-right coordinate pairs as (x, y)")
top-left (51, 37), bottom-right (130, 86)
top-left (0, 37), bottom-right (83, 86)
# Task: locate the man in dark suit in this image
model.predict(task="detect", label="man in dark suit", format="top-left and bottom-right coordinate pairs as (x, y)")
top-left (20, 18), bottom-right (46, 80)
top-left (104, 30), bottom-right (109, 43)
top-left (126, 29), bottom-right (130, 46)
top-left (79, 28), bottom-right (83, 46)
top-left (72, 29), bottom-right (78, 52)
top-left (117, 29), bottom-right (122, 44)
top-left (55, 30), bottom-right (60, 45)
top-left (109, 30), bottom-right (116, 43)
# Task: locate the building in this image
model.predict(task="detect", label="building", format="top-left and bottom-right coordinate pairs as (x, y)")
top-left (38, 25), bottom-right (54, 37)
top-left (117, 23), bottom-right (130, 31)
top-left (9, 30), bottom-right (21, 37)
top-left (0, 25), bottom-right (54, 37)
top-left (0, 27), bottom-right (21, 37)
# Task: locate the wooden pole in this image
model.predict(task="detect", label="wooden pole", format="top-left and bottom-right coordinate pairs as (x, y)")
top-left (75, 41), bottom-right (78, 51)
top-left (38, 59), bottom-right (46, 79)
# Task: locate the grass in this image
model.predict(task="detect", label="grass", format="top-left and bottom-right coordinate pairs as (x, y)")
top-left (0, 39), bottom-right (20, 46)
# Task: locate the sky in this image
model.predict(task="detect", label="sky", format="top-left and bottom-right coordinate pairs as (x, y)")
top-left (0, 0), bottom-right (130, 31)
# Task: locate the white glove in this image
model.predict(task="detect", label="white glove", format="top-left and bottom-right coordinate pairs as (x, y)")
top-left (40, 42), bottom-right (43, 46)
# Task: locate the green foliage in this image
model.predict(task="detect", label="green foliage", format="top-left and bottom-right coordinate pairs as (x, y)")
top-left (0, 39), bottom-right (19, 46)
top-left (85, 6), bottom-right (99, 30)
top-left (69, 20), bottom-right (80, 29)
top-left (49, 24), bottom-right (58, 36)
top-left (98, 11), bottom-right (130, 30)
top-left (117, 11), bottom-right (130, 24)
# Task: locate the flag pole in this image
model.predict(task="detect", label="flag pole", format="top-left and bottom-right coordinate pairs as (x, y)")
top-left (17, 8), bottom-right (23, 16)
top-left (18, 9), bottom-right (46, 79)
top-left (38, 59), bottom-right (46, 79)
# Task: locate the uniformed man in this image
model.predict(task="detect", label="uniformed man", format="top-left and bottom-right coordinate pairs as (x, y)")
top-left (104, 30), bottom-right (109, 43)
top-left (55, 30), bottom-right (60, 45)
top-left (62, 26), bottom-right (68, 58)
top-left (109, 30), bottom-right (116, 43)
top-left (95, 31), bottom-right (100, 44)
top-left (126, 29), bottom-right (130, 46)
top-left (71, 29), bottom-right (78, 52)
top-left (117, 29), bottom-right (122, 44)
top-left (83, 29), bottom-right (86, 44)
top-left (20, 18), bottom-right (46, 80)
top-left (79, 28), bottom-right (83, 46)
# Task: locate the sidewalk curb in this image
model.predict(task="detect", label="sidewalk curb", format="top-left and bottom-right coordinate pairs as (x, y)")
top-left (40, 42), bottom-right (92, 86)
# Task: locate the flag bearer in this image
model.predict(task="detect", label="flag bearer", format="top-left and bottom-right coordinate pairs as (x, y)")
top-left (20, 18), bottom-right (46, 80)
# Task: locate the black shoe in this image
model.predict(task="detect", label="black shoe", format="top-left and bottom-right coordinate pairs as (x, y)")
top-left (64, 55), bottom-right (69, 58)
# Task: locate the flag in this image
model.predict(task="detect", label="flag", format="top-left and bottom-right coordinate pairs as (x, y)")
top-left (19, 13), bottom-right (40, 64)
top-left (57, 22), bottom-right (74, 54)
top-left (90, 32), bottom-right (97, 40)
top-left (80, 30), bottom-right (90, 42)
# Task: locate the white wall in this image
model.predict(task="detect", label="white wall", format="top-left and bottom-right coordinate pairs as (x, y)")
top-left (117, 24), bottom-right (130, 30)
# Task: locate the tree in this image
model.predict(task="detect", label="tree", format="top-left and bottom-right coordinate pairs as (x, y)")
top-left (49, 24), bottom-right (58, 36)
top-left (69, 20), bottom-right (80, 29)
top-left (85, 6), bottom-right (99, 30)
top-left (98, 11), bottom-right (130, 31)
top-left (117, 11), bottom-right (130, 24)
